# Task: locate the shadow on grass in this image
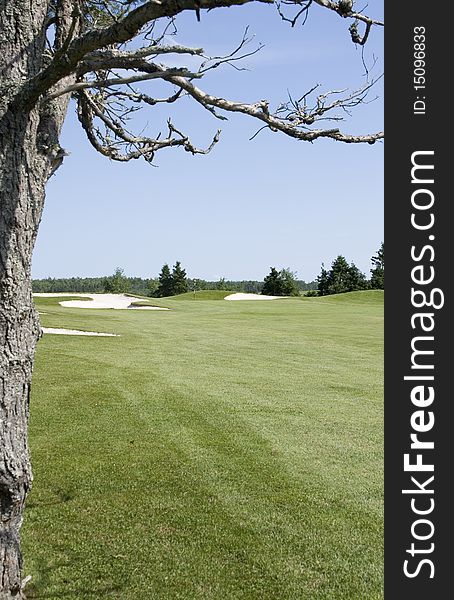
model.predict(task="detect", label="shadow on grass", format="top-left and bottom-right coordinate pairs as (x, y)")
top-left (27, 487), bottom-right (77, 510)
top-left (26, 556), bottom-right (121, 599)
top-left (27, 582), bottom-right (122, 599)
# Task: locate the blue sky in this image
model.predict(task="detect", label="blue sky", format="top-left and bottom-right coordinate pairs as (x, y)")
top-left (32, 2), bottom-right (384, 282)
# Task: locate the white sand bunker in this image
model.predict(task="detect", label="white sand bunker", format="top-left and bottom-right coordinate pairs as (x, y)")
top-left (34, 293), bottom-right (169, 310)
top-left (42, 327), bottom-right (119, 337)
top-left (224, 293), bottom-right (284, 301)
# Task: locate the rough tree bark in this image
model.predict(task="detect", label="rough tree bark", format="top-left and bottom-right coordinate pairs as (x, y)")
top-left (0, 2), bottom-right (76, 596)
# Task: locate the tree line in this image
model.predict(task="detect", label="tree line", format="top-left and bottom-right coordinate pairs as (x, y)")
top-left (32, 269), bottom-right (317, 296)
top-left (308, 242), bottom-right (384, 296)
top-left (32, 244), bottom-right (383, 298)
top-left (261, 243), bottom-right (384, 297)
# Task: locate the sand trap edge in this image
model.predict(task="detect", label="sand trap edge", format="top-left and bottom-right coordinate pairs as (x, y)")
top-left (42, 328), bottom-right (119, 337)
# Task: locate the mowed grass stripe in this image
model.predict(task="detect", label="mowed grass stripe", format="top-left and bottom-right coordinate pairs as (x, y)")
top-left (24, 291), bottom-right (383, 599)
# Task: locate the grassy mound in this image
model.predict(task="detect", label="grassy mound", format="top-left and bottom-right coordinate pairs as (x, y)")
top-left (170, 289), bottom-right (233, 301)
top-left (128, 301), bottom-right (169, 308)
top-left (306, 289), bottom-right (384, 304)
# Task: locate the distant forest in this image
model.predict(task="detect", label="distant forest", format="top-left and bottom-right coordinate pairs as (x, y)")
top-left (32, 276), bottom-right (317, 296)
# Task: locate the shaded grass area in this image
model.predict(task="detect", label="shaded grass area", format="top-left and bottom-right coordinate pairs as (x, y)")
top-left (125, 290), bottom-right (232, 301)
top-left (24, 291), bottom-right (383, 599)
top-left (35, 296), bottom-right (92, 306)
top-left (128, 301), bottom-right (169, 308)
top-left (169, 290), bottom-right (234, 301)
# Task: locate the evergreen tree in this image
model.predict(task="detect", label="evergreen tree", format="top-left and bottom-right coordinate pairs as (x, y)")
top-left (316, 264), bottom-right (329, 296)
top-left (155, 264), bottom-right (174, 297)
top-left (370, 242), bottom-right (384, 289)
top-left (328, 256), bottom-right (352, 294)
top-left (347, 262), bottom-right (368, 291)
top-left (262, 267), bottom-right (285, 296)
top-left (103, 267), bottom-right (130, 294)
top-left (280, 269), bottom-right (300, 296)
top-left (262, 267), bottom-right (301, 296)
top-left (172, 261), bottom-right (188, 295)
top-left (316, 256), bottom-right (367, 296)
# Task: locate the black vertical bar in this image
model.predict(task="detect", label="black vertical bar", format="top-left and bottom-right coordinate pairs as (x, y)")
top-left (385, 2), bottom-right (452, 597)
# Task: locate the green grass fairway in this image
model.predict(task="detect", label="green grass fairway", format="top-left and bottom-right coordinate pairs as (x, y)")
top-left (24, 291), bottom-right (383, 599)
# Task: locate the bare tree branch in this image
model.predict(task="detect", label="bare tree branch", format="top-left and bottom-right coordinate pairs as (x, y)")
top-left (47, 67), bottom-right (201, 99)
top-left (60, 9), bottom-right (382, 166)
top-left (18, 0), bottom-right (273, 108)
top-left (104, 88), bottom-right (184, 107)
top-left (20, 0), bottom-right (383, 162)
top-left (276, 77), bottom-right (382, 124)
top-left (199, 27), bottom-right (265, 73)
top-left (277, 0), bottom-right (383, 38)
top-left (76, 47), bottom-right (203, 76)
top-left (79, 44), bottom-right (205, 72)
top-left (277, 0), bottom-right (313, 27)
top-left (76, 88), bottom-right (221, 161)
top-left (312, 0), bottom-right (383, 26)
top-left (167, 75), bottom-right (383, 143)
top-left (20, 0), bottom-right (383, 109)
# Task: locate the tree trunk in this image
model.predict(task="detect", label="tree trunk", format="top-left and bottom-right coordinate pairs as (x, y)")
top-left (1, 2), bottom-right (76, 596)
top-left (0, 106), bottom-right (48, 600)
